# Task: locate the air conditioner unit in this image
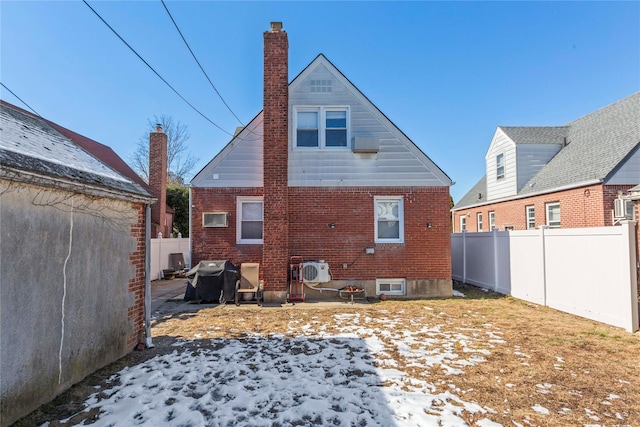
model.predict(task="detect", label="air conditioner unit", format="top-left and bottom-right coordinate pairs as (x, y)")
top-left (301, 262), bottom-right (331, 283)
top-left (614, 198), bottom-right (633, 219)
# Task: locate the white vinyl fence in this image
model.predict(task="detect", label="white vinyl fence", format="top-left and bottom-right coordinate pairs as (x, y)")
top-left (452, 222), bottom-right (639, 332)
top-left (150, 236), bottom-right (190, 281)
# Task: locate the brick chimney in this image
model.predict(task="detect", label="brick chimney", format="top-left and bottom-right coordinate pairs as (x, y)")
top-left (262, 22), bottom-right (289, 303)
top-left (149, 124), bottom-right (168, 237)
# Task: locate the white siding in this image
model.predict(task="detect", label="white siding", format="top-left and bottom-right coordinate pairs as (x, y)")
top-left (485, 129), bottom-right (517, 200)
top-left (191, 117), bottom-right (263, 188)
top-left (606, 147), bottom-right (640, 185)
top-left (289, 63), bottom-right (446, 187)
top-left (515, 144), bottom-right (562, 191)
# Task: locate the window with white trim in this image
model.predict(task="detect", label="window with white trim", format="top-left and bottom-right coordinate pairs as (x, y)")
top-left (237, 197), bottom-right (263, 244)
top-left (546, 202), bottom-right (560, 228)
top-left (375, 196), bottom-right (404, 243)
top-left (295, 107), bottom-right (349, 149)
top-left (477, 213), bottom-right (483, 232)
top-left (203, 212), bottom-right (228, 227)
top-left (489, 211), bottom-right (495, 230)
top-left (526, 205), bottom-right (535, 230)
top-left (460, 215), bottom-right (466, 232)
top-left (496, 153), bottom-right (505, 179)
top-left (376, 278), bottom-right (406, 296)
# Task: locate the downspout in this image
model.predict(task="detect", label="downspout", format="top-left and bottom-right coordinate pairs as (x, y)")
top-left (144, 204), bottom-right (154, 348)
top-left (188, 185), bottom-right (192, 269)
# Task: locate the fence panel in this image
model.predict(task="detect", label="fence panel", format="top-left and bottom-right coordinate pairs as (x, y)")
top-left (150, 237), bottom-right (190, 281)
top-left (452, 222), bottom-right (638, 332)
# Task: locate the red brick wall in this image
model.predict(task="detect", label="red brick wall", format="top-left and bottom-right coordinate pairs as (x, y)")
top-left (149, 128), bottom-right (168, 236)
top-left (191, 186), bottom-right (452, 282)
top-left (127, 203), bottom-right (147, 350)
top-left (263, 23), bottom-right (289, 293)
top-left (191, 187), bottom-right (264, 265)
top-left (453, 184), bottom-right (635, 232)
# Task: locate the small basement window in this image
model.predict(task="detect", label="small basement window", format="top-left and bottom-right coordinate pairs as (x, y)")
top-left (376, 278), bottom-right (406, 296)
top-left (203, 212), bottom-right (228, 227)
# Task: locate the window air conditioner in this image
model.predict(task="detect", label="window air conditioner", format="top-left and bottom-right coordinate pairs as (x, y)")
top-left (301, 262), bottom-right (331, 283)
top-left (614, 199), bottom-right (633, 219)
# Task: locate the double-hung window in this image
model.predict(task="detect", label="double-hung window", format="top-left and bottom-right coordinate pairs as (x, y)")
top-left (237, 197), bottom-right (263, 244)
top-left (546, 202), bottom-right (560, 228)
top-left (489, 211), bottom-right (495, 230)
top-left (460, 216), bottom-right (466, 232)
top-left (477, 213), bottom-right (483, 232)
top-left (496, 153), bottom-right (505, 179)
top-left (526, 206), bottom-right (535, 229)
top-left (375, 196), bottom-right (404, 243)
top-left (295, 107), bottom-right (349, 149)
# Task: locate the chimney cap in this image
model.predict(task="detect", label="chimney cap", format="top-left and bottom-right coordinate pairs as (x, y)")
top-left (155, 124), bottom-right (163, 133)
top-left (270, 22), bottom-right (283, 32)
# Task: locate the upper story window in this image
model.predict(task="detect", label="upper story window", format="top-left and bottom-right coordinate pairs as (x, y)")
top-left (460, 215), bottom-right (466, 232)
top-left (496, 153), bottom-right (505, 179)
top-left (477, 213), bottom-right (483, 232)
top-left (489, 211), bottom-right (495, 230)
top-left (237, 196), bottom-right (263, 244)
top-left (295, 107), bottom-right (349, 149)
top-left (546, 202), bottom-right (560, 228)
top-left (526, 205), bottom-right (535, 229)
top-left (375, 196), bottom-right (404, 243)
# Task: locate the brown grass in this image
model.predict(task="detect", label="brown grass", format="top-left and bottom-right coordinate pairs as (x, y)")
top-left (15, 283), bottom-right (640, 426)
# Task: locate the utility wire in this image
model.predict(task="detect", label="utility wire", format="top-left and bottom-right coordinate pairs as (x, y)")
top-left (160, 0), bottom-right (244, 126)
top-left (0, 82), bottom-right (42, 117)
top-left (82, 0), bottom-right (233, 137)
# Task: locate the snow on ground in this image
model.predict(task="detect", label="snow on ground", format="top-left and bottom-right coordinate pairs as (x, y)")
top-left (53, 311), bottom-right (507, 426)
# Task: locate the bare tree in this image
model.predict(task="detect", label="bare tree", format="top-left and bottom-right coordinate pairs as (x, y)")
top-left (130, 114), bottom-right (198, 185)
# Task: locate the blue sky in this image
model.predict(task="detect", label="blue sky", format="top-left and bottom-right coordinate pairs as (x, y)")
top-left (2, 1), bottom-right (638, 202)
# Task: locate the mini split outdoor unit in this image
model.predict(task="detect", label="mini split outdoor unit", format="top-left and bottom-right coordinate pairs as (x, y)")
top-left (301, 262), bottom-right (331, 283)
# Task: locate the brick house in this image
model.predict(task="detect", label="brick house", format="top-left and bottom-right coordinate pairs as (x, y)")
top-left (452, 93), bottom-right (639, 233)
top-left (0, 100), bottom-right (154, 425)
top-left (190, 22), bottom-right (453, 303)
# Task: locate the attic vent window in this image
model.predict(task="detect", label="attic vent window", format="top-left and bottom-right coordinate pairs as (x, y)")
top-left (310, 80), bottom-right (332, 93)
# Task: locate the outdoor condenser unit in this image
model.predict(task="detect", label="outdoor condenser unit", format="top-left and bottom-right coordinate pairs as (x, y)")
top-left (301, 262), bottom-right (331, 283)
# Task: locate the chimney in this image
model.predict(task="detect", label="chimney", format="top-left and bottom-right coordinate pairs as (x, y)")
top-left (149, 126), bottom-right (168, 237)
top-left (262, 21), bottom-right (289, 303)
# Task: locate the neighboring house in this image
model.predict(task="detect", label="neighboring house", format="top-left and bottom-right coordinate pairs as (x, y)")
top-left (0, 101), bottom-right (154, 426)
top-left (190, 22), bottom-right (453, 303)
top-left (452, 92), bottom-right (639, 233)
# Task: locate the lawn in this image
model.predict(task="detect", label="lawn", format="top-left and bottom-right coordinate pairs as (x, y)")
top-left (20, 284), bottom-right (640, 426)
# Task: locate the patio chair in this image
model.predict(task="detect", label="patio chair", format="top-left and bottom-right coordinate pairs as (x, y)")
top-left (235, 263), bottom-right (263, 306)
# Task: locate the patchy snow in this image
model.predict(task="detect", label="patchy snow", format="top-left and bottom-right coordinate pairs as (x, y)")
top-left (532, 404), bottom-right (550, 415)
top-left (452, 289), bottom-right (465, 297)
top-left (50, 312), bottom-right (507, 426)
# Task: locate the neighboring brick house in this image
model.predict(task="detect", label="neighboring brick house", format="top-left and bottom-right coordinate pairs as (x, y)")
top-left (452, 93), bottom-right (639, 233)
top-left (190, 23), bottom-right (453, 303)
top-left (0, 100), bottom-right (154, 425)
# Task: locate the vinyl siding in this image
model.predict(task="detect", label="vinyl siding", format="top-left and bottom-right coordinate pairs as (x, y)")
top-left (191, 118), bottom-right (263, 188)
top-left (486, 129), bottom-right (517, 200)
top-left (288, 63), bottom-right (446, 187)
top-left (606, 146), bottom-right (640, 185)
top-left (516, 144), bottom-right (562, 191)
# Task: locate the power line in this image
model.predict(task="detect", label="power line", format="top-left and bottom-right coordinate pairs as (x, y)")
top-left (160, 0), bottom-right (244, 126)
top-left (0, 82), bottom-right (42, 117)
top-left (82, 0), bottom-right (233, 137)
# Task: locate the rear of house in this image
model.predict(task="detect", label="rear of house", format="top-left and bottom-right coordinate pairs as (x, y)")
top-left (190, 23), bottom-right (453, 303)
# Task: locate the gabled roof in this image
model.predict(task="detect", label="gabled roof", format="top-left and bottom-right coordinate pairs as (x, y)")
top-left (498, 126), bottom-right (568, 146)
top-left (192, 54), bottom-right (452, 187)
top-left (0, 101), bottom-right (151, 201)
top-left (454, 92), bottom-right (640, 209)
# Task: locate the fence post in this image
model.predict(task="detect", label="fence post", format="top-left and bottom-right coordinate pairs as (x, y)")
top-left (493, 228), bottom-right (499, 292)
top-left (157, 232), bottom-right (163, 280)
top-left (462, 230), bottom-right (467, 284)
top-left (539, 225), bottom-right (549, 306)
